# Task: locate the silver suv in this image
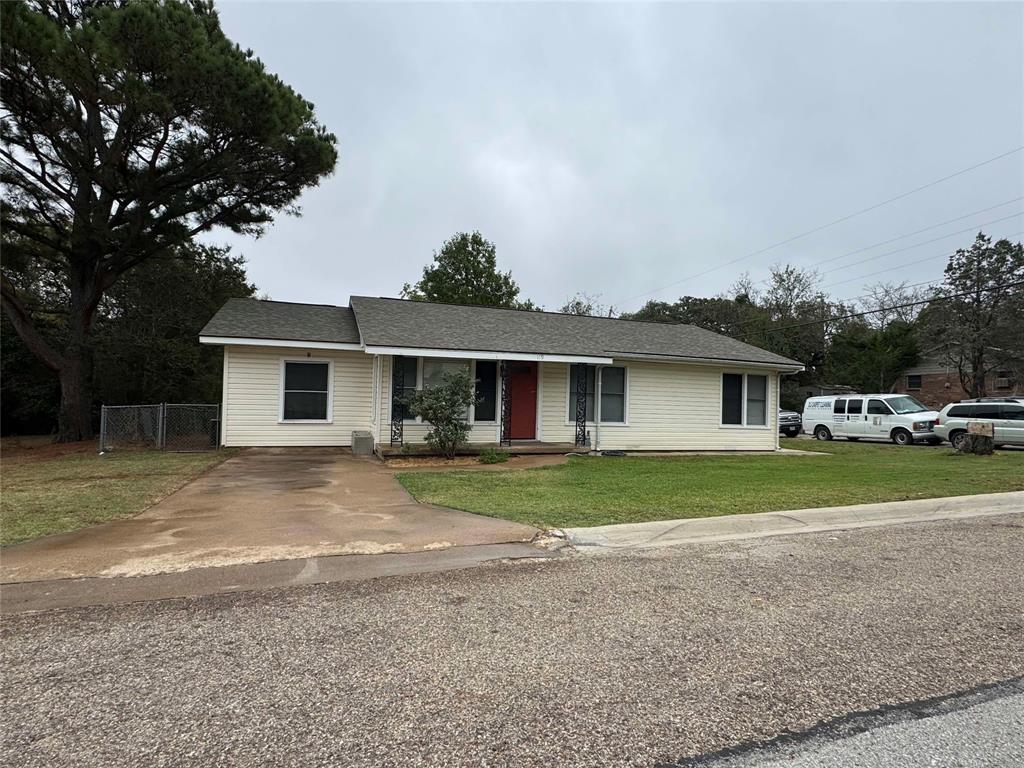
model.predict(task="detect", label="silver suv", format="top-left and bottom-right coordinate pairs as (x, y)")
top-left (933, 399), bottom-right (1024, 449)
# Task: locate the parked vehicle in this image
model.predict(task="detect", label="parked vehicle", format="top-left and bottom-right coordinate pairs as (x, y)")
top-left (779, 409), bottom-right (802, 438)
top-left (802, 394), bottom-right (941, 446)
top-left (933, 401), bottom-right (1024, 449)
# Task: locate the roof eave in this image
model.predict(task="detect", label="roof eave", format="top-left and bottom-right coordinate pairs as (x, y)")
top-left (199, 335), bottom-right (363, 351)
top-left (609, 351), bottom-right (804, 373)
top-left (362, 345), bottom-right (612, 365)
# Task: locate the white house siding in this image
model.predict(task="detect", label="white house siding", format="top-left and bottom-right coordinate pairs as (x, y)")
top-left (222, 345), bottom-right (373, 447)
top-left (539, 360), bottom-right (780, 451)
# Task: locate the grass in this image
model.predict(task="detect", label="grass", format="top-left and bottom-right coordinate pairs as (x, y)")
top-left (1, 439), bottom-right (236, 546)
top-left (397, 441), bottom-right (1024, 529)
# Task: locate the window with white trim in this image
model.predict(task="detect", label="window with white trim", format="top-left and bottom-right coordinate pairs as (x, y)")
top-left (282, 361), bottom-right (330, 421)
top-left (422, 359), bottom-right (471, 418)
top-left (721, 372), bottom-right (768, 426)
top-left (568, 365), bottom-right (626, 423)
top-left (474, 360), bottom-right (498, 422)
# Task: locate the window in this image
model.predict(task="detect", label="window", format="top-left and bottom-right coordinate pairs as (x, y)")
top-left (995, 371), bottom-right (1012, 389)
top-left (867, 399), bottom-right (891, 415)
top-left (600, 367), bottom-right (626, 423)
top-left (846, 398), bottom-right (863, 415)
top-left (746, 375), bottom-right (767, 425)
top-left (567, 365), bottom-right (627, 422)
top-left (887, 395), bottom-right (927, 414)
top-left (569, 364), bottom-right (597, 421)
top-left (973, 404), bottom-right (1003, 420)
top-left (422, 359), bottom-right (471, 418)
top-left (474, 361), bottom-right (498, 422)
top-left (906, 374), bottom-right (922, 390)
top-left (833, 399), bottom-right (847, 414)
top-left (721, 373), bottom-right (768, 427)
top-left (722, 373), bottom-right (744, 425)
top-left (947, 405), bottom-right (974, 418)
top-left (393, 357), bottom-right (419, 421)
top-left (282, 361), bottom-right (330, 421)
top-left (1004, 406), bottom-right (1024, 421)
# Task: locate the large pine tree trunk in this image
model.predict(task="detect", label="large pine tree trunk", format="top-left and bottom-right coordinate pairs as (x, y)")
top-left (56, 351), bottom-right (94, 442)
top-left (55, 268), bottom-right (99, 442)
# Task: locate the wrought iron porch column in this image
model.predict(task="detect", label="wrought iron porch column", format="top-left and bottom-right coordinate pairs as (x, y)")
top-left (573, 363), bottom-right (588, 447)
top-left (499, 361), bottom-right (512, 447)
top-left (390, 356), bottom-right (404, 445)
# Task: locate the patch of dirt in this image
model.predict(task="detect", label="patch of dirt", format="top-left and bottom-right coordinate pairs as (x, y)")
top-left (0, 437), bottom-right (96, 464)
top-left (385, 456), bottom-right (483, 468)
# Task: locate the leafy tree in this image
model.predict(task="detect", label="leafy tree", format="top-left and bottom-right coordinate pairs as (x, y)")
top-left (91, 244), bottom-right (255, 405)
top-left (405, 369), bottom-right (477, 459)
top-left (1, 243), bottom-right (255, 435)
top-left (920, 233), bottom-right (1024, 397)
top-left (825, 320), bottom-right (919, 394)
top-left (1, 0), bottom-right (337, 440)
top-left (401, 231), bottom-right (533, 308)
top-left (559, 292), bottom-right (615, 317)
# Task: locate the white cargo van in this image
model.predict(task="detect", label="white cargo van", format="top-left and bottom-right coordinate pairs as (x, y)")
top-left (802, 394), bottom-right (941, 446)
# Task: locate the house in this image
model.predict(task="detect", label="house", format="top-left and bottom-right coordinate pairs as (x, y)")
top-left (199, 296), bottom-right (804, 453)
top-left (892, 351), bottom-right (1021, 409)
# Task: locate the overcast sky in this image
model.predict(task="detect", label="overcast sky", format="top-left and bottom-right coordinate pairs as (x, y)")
top-left (211, 1), bottom-right (1024, 313)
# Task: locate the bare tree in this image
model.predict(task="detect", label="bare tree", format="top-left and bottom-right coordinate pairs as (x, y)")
top-left (857, 282), bottom-right (929, 328)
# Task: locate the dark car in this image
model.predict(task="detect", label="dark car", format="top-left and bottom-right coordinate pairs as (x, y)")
top-left (779, 409), bottom-right (801, 438)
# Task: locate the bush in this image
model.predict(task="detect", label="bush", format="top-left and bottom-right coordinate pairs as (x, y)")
top-left (404, 370), bottom-right (477, 459)
top-left (478, 448), bottom-right (509, 464)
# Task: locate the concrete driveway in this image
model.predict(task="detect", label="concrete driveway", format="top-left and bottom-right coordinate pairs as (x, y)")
top-left (0, 449), bottom-right (537, 583)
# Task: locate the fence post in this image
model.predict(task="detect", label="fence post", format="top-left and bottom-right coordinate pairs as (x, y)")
top-left (99, 406), bottom-right (107, 453)
top-left (159, 403), bottom-right (167, 450)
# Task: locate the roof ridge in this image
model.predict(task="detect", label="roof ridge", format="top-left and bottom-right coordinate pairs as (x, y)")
top-left (233, 297), bottom-right (346, 309)
top-left (350, 295), bottom-right (697, 329)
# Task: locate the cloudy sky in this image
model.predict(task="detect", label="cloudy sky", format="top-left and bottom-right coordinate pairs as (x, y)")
top-left (212, 1), bottom-right (1023, 313)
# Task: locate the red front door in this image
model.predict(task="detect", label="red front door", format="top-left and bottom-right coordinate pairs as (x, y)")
top-left (508, 362), bottom-right (538, 439)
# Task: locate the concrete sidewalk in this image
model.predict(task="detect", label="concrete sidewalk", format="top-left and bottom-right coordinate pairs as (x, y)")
top-left (564, 491), bottom-right (1024, 552)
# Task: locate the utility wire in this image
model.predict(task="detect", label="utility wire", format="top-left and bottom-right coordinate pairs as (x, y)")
top-left (820, 230), bottom-right (1024, 291)
top-left (754, 279), bottom-right (1024, 335)
top-left (618, 146), bottom-right (1024, 306)
top-left (816, 211), bottom-right (1023, 277)
top-left (752, 197), bottom-right (1024, 283)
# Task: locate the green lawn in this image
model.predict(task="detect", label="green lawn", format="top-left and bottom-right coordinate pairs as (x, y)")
top-left (1, 443), bottom-right (236, 546)
top-left (397, 441), bottom-right (1024, 529)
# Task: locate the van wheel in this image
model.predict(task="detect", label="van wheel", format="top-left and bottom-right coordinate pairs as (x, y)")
top-left (891, 428), bottom-right (913, 446)
top-left (950, 430), bottom-right (968, 451)
top-left (814, 425), bottom-right (832, 441)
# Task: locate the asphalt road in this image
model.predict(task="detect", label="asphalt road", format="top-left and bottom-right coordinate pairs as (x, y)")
top-left (3, 513), bottom-right (1023, 767)
top-left (698, 683), bottom-right (1024, 768)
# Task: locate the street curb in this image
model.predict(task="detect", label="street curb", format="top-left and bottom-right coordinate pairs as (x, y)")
top-left (565, 491), bottom-right (1024, 552)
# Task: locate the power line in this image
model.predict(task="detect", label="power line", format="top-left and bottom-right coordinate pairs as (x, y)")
top-left (756, 279), bottom-right (1024, 335)
top-left (754, 197), bottom-right (1024, 282)
top-left (618, 145), bottom-right (1024, 306)
top-left (820, 230), bottom-right (1024, 291)
top-left (816, 211), bottom-right (1023, 277)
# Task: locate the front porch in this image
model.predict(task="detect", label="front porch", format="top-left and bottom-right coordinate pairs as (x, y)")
top-left (377, 440), bottom-right (579, 458)
top-left (376, 353), bottom-right (595, 452)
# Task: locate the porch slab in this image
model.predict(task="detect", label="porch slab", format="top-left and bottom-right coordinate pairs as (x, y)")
top-left (377, 441), bottom-right (579, 457)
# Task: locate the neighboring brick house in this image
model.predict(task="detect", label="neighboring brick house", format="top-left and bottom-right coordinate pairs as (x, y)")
top-left (892, 353), bottom-right (1021, 409)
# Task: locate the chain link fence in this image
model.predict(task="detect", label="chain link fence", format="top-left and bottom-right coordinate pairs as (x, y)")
top-left (99, 404), bottom-right (220, 452)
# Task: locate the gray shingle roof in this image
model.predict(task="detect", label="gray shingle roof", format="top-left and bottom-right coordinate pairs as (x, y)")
top-left (202, 296), bottom-right (802, 368)
top-left (200, 298), bottom-right (360, 344)
top-left (349, 296), bottom-right (801, 368)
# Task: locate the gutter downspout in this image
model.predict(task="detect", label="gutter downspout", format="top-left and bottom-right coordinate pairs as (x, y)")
top-left (775, 372), bottom-right (781, 451)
